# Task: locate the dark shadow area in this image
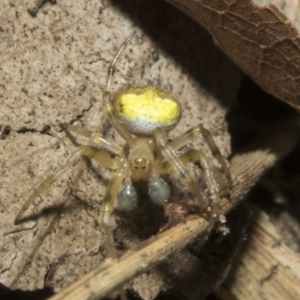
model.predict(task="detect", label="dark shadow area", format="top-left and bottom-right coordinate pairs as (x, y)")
top-left (0, 282), bottom-right (143, 300)
top-left (14, 194), bottom-right (96, 225)
top-left (0, 283), bottom-right (54, 300)
top-left (114, 181), bottom-right (168, 242)
top-left (28, 0), bottom-right (56, 18)
top-left (227, 75), bottom-right (299, 153)
top-left (14, 203), bottom-right (64, 225)
top-left (227, 74), bottom-right (300, 249)
top-left (154, 205), bottom-right (251, 300)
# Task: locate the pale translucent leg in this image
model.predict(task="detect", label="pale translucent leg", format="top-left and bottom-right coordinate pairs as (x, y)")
top-left (105, 32), bottom-right (136, 90)
top-left (179, 150), bottom-right (223, 233)
top-left (15, 145), bottom-right (118, 223)
top-left (168, 125), bottom-right (232, 188)
top-left (102, 32), bottom-right (136, 142)
top-left (154, 128), bottom-right (225, 233)
top-left (99, 159), bottom-right (129, 256)
top-left (61, 123), bottom-right (122, 154)
top-left (154, 128), bottom-right (205, 208)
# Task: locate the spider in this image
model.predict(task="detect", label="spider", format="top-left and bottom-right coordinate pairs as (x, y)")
top-left (15, 32), bottom-right (232, 255)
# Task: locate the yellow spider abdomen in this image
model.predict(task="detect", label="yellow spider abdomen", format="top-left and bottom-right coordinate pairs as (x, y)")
top-left (114, 87), bottom-right (181, 135)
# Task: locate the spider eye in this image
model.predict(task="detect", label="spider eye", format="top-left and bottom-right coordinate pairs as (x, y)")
top-left (134, 158), bottom-right (147, 168)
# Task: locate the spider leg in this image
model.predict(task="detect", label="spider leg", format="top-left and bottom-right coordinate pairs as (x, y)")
top-left (168, 125), bottom-right (232, 188)
top-left (15, 145), bottom-right (118, 223)
top-left (105, 32), bottom-right (136, 91)
top-left (99, 158), bottom-right (129, 256)
top-left (61, 123), bottom-right (122, 155)
top-left (179, 150), bottom-right (223, 233)
top-left (155, 127), bottom-right (228, 231)
top-left (102, 33), bottom-right (136, 142)
top-left (154, 128), bottom-right (205, 208)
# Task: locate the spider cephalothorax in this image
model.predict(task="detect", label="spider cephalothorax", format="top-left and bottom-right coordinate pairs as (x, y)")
top-left (16, 33), bottom-right (231, 257)
top-left (128, 138), bottom-right (154, 173)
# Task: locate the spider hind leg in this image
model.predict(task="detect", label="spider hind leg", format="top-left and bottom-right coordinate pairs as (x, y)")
top-left (154, 127), bottom-right (231, 237)
top-left (168, 124), bottom-right (232, 190)
top-left (15, 145), bottom-right (118, 223)
top-left (99, 159), bottom-right (129, 256)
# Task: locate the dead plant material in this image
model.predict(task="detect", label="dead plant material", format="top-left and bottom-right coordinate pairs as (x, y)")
top-left (167, 0), bottom-right (300, 110)
top-left (220, 203), bottom-right (300, 300)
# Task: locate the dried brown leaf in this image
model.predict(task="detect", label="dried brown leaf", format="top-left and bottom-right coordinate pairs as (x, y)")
top-left (167, 0), bottom-right (300, 110)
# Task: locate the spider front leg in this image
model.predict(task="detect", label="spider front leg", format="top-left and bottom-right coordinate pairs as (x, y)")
top-left (101, 32), bottom-right (136, 143)
top-left (99, 158), bottom-right (130, 256)
top-left (15, 145), bottom-right (118, 223)
top-left (61, 123), bottom-right (122, 154)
